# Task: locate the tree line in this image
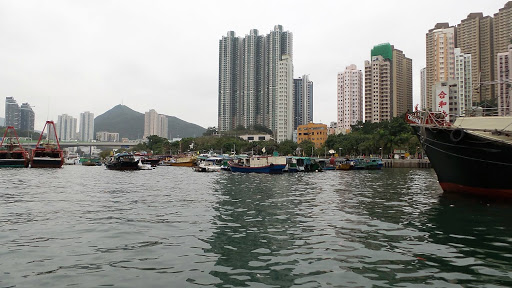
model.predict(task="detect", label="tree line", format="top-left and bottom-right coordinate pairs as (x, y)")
top-left (122, 115), bottom-right (420, 158)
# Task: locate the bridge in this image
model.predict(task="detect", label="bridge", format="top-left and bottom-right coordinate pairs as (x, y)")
top-left (19, 141), bottom-right (139, 148)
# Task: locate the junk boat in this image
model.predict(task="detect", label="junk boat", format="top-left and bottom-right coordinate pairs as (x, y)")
top-left (31, 121), bottom-right (64, 168)
top-left (105, 152), bottom-right (139, 170)
top-left (0, 126), bottom-right (30, 168)
top-left (406, 110), bottom-right (512, 198)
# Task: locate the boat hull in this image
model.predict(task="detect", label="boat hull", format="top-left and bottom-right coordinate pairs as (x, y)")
top-left (169, 161), bottom-right (195, 167)
top-left (105, 161), bottom-right (139, 170)
top-left (413, 125), bottom-right (512, 198)
top-left (229, 163), bottom-right (286, 174)
top-left (0, 151), bottom-right (30, 168)
top-left (31, 157), bottom-right (64, 168)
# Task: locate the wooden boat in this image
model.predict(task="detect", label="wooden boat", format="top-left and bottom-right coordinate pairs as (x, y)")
top-left (169, 156), bottom-right (196, 167)
top-left (105, 153), bottom-right (139, 170)
top-left (193, 157), bottom-right (223, 172)
top-left (336, 159), bottom-right (355, 170)
top-left (229, 156), bottom-right (287, 174)
top-left (0, 126), bottom-right (30, 168)
top-left (31, 121), bottom-right (64, 168)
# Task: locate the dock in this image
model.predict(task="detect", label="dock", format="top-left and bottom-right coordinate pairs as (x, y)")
top-left (382, 159), bottom-right (431, 168)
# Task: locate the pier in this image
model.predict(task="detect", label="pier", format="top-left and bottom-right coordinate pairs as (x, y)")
top-left (382, 159), bottom-right (431, 168)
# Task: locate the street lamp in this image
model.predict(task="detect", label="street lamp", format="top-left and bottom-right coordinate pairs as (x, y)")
top-left (379, 147), bottom-right (383, 159)
top-left (338, 147), bottom-right (343, 158)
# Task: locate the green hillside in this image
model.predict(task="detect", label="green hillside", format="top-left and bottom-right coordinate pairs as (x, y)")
top-left (94, 105), bottom-right (205, 140)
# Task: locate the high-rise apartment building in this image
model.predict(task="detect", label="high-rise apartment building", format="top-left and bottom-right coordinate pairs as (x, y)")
top-left (364, 43), bottom-right (412, 123)
top-left (218, 25), bottom-right (294, 141)
top-left (337, 65), bottom-right (363, 133)
top-left (454, 48), bottom-right (473, 115)
top-left (497, 45), bottom-right (512, 116)
top-left (294, 75), bottom-right (313, 130)
top-left (56, 114), bottom-right (77, 141)
top-left (79, 111), bottom-right (94, 142)
top-left (493, 2), bottom-right (512, 101)
top-left (5, 97), bottom-right (21, 130)
top-left (420, 67), bottom-right (427, 110)
top-left (457, 13), bottom-right (494, 102)
top-left (144, 109), bottom-right (168, 139)
top-left (19, 103), bottom-right (35, 132)
top-left (276, 55), bottom-right (294, 142)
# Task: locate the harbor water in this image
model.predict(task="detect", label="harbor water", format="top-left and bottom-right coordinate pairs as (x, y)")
top-left (1, 166), bottom-right (511, 287)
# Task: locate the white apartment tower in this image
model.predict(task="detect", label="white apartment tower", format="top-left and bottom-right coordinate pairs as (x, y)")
top-left (433, 27), bottom-right (456, 83)
top-left (497, 44), bottom-right (512, 116)
top-left (337, 64), bottom-right (363, 134)
top-left (79, 111), bottom-right (94, 142)
top-left (144, 109), bottom-right (168, 139)
top-left (420, 67), bottom-right (427, 110)
top-left (454, 48), bottom-right (473, 115)
top-left (276, 55), bottom-right (294, 142)
top-left (56, 114), bottom-right (77, 141)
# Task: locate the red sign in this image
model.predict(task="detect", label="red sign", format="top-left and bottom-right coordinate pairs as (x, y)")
top-left (438, 101), bottom-right (447, 108)
top-left (438, 91), bottom-right (447, 99)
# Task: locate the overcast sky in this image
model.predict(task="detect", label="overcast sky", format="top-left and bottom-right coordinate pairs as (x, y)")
top-left (0, 0), bottom-right (507, 130)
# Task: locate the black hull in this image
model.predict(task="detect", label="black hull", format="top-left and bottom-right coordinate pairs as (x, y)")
top-left (105, 161), bottom-right (139, 171)
top-left (0, 159), bottom-right (30, 168)
top-left (413, 126), bottom-right (512, 198)
top-left (31, 158), bottom-right (64, 168)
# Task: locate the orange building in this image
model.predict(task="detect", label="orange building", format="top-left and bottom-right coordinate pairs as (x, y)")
top-left (297, 123), bottom-right (328, 148)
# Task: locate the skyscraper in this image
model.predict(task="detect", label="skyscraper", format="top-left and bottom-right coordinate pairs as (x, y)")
top-left (276, 55), bottom-right (294, 142)
top-left (144, 109), bottom-right (168, 139)
top-left (294, 75), bottom-right (313, 130)
top-left (457, 13), bottom-right (494, 102)
top-left (493, 2), bottom-right (512, 101)
top-left (337, 65), bottom-right (362, 134)
top-left (420, 67), bottom-right (427, 110)
top-left (454, 48), bottom-right (473, 115)
top-left (19, 103), bottom-right (35, 132)
top-left (56, 114), bottom-right (77, 141)
top-left (364, 43), bottom-right (412, 123)
top-left (497, 45), bottom-right (512, 116)
top-left (218, 25), bottom-right (294, 141)
top-left (5, 97), bottom-right (20, 130)
top-left (79, 111), bottom-right (94, 142)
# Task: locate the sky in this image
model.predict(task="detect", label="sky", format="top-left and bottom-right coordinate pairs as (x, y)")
top-left (0, 0), bottom-right (508, 131)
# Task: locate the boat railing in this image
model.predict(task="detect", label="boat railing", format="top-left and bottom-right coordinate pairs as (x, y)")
top-left (406, 111), bottom-right (451, 127)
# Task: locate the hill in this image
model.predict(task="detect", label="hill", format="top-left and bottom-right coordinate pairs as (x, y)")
top-left (94, 105), bottom-right (206, 140)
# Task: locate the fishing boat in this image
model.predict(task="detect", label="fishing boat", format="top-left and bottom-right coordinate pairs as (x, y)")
top-left (31, 121), bottom-right (64, 168)
top-left (406, 110), bottom-right (512, 198)
top-left (229, 156), bottom-right (287, 174)
top-left (317, 158), bottom-right (336, 170)
top-left (353, 157), bottom-right (383, 170)
top-left (105, 153), bottom-right (139, 170)
top-left (64, 152), bottom-right (80, 165)
top-left (169, 155), bottom-right (196, 167)
top-left (193, 157), bottom-right (223, 172)
top-left (0, 126), bottom-right (30, 168)
top-left (336, 159), bottom-right (355, 170)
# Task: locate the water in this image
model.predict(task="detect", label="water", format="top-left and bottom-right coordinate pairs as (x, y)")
top-left (1, 166), bottom-right (511, 287)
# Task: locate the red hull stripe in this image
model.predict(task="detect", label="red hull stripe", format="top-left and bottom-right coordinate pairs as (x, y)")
top-left (440, 182), bottom-right (512, 198)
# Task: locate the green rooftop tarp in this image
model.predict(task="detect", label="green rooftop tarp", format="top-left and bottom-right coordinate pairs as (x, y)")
top-left (371, 43), bottom-right (393, 60)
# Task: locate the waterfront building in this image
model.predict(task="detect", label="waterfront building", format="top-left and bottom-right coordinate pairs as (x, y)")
top-left (364, 43), bottom-right (412, 123)
top-left (96, 131), bottom-right (120, 142)
top-left (5, 97), bottom-right (20, 130)
top-left (454, 48), bottom-right (473, 115)
top-left (19, 103), bottom-right (35, 133)
top-left (56, 114), bottom-right (77, 141)
top-left (297, 123), bottom-right (328, 148)
top-left (79, 111), bottom-right (94, 142)
top-left (457, 13), bottom-right (494, 103)
top-left (144, 109), bottom-right (168, 139)
top-left (493, 2), bottom-right (512, 99)
top-left (276, 55), bottom-right (294, 142)
top-left (497, 44), bottom-right (512, 116)
top-left (337, 64), bottom-right (363, 134)
top-left (420, 67), bottom-right (427, 110)
top-left (218, 25), bottom-right (293, 141)
top-left (294, 75), bottom-right (313, 130)
top-left (239, 134), bottom-right (272, 143)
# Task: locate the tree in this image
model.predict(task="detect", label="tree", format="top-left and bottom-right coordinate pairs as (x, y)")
top-left (203, 127), bottom-right (218, 136)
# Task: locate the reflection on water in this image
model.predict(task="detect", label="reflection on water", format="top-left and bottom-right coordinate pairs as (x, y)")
top-left (0, 167), bottom-right (511, 287)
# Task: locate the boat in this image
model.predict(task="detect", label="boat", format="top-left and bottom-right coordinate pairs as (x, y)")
top-left (64, 152), bottom-right (80, 165)
top-left (105, 153), bottom-right (139, 170)
top-left (406, 110), bottom-right (512, 198)
top-left (317, 158), bottom-right (336, 170)
top-left (0, 126), bottom-right (30, 168)
top-left (31, 121), bottom-right (64, 168)
top-left (294, 157), bottom-right (323, 172)
top-left (353, 157), bottom-right (383, 170)
top-left (193, 157), bottom-right (223, 172)
top-left (137, 159), bottom-right (153, 170)
top-left (336, 158), bottom-right (355, 170)
top-left (169, 155), bottom-right (197, 167)
top-left (229, 156), bottom-right (287, 174)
